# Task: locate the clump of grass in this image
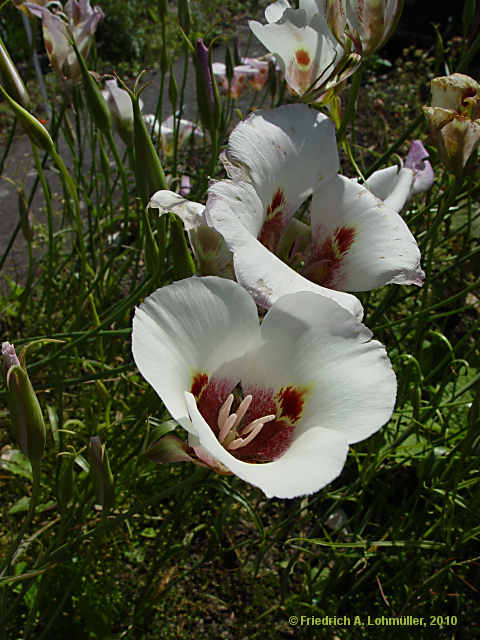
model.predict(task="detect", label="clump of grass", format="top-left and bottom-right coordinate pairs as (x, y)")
top-left (0, 2), bottom-right (479, 639)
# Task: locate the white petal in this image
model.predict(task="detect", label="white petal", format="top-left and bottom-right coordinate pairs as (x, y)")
top-left (148, 190), bottom-right (205, 231)
top-left (224, 103), bottom-right (339, 218)
top-left (185, 392), bottom-right (349, 499)
top-left (265, 0), bottom-right (291, 23)
top-left (207, 180), bottom-right (265, 237)
top-left (205, 185), bottom-right (364, 319)
top-left (310, 175), bottom-right (424, 290)
top-left (132, 277), bottom-right (261, 434)
top-left (260, 291), bottom-right (397, 443)
top-left (365, 167), bottom-right (414, 212)
top-left (249, 14), bottom-right (333, 96)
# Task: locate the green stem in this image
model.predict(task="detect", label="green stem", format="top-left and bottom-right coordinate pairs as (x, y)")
top-left (50, 147), bottom-right (88, 286)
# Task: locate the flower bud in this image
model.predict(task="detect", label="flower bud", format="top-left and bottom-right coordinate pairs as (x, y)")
top-left (0, 36), bottom-right (31, 108)
top-left (72, 40), bottom-right (112, 135)
top-left (2, 342), bottom-right (46, 468)
top-left (130, 86), bottom-right (168, 205)
top-left (423, 73), bottom-right (480, 175)
top-left (195, 38), bottom-right (220, 135)
top-left (101, 78), bottom-right (135, 145)
top-left (88, 436), bottom-right (115, 510)
top-left (56, 454), bottom-right (74, 511)
top-left (0, 85), bottom-right (54, 152)
top-left (17, 184), bottom-right (34, 242)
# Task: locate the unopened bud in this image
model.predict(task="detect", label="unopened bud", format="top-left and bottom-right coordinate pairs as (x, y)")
top-left (0, 85), bottom-right (53, 152)
top-left (17, 184), bottom-right (34, 242)
top-left (2, 341), bottom-right (46, 468)
top-left (0, 36), bottom-right (31, 108)
top-left (56, 454), bottom-right (74, 511)
top-left (195, 38), bottom-right (220, 135)
top-left (72, 40), bottom-right (112, 134)
top-left (423, 73), bottom-right (480, 175)
top-left (88, 436), bottom-right (115, 510)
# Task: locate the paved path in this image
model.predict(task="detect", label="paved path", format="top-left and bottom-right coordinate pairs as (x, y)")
top-left (0, 21), bottom-right (264, 289)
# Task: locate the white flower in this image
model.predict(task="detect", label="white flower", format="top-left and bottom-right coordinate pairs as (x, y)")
top-left (24, 0), bottom-right (104, 82)
top-left (423, 73), bottom-right (480, 175)
top-left (249, 0), bottom-right (360, 98)
top-left (148, 190), bottom-right (234, 279)
top-left (101, 78), bottom-right (139, 144)
top-left (323, 0), bottom-right (404, 55)
top-left (365, 139), bottom-right (434, 208)
top-left (132, 276), bottom-right (396, 499)
top-left (205, 104), bottom-right (424, 313)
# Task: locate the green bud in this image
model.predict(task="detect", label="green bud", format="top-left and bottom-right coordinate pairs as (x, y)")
top-left (17, 184), bottom-right (34, 242)
top-left (88, 436), bottom-right (115, 511)
top-left (170, 214), bottom-right (196, 279)
top-left (2, 342), bottom-right (46, 468)
top-left (0, 84), bottom-right (53, 152)
top-left (56, 454), bottom-right (74, 511)
top-left (71, 39), bottom-right (112, 134)
top-left (158, 0), bottom-right (168, 20)
top-left (131, 88), bottom-right (168, 205)
top-left (178, 0), bottom-right (191, 36)
top-left (195, 39), bottom-right (220, 136)
top-left (0, 36), bottom-right (31, 108)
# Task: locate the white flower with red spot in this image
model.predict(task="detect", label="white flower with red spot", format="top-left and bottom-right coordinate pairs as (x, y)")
top-left (23, 0), bottom-right (104, 82)
top-left (205, 103), bottom-right (425, 312)
top-left (132, 276), bottom-right (396, 499)
top-left (249, 0), bottom-right (360, 98)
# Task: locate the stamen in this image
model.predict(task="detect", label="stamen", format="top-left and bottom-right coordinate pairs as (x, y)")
top-left (228, 421), bottom-right (265, 450)
top-left (217, 394), bottom-right (234, 432)
top-left (232, 394), bottom-right (252, 429)
top-left (218, 412), bottom-right (237, 444)
top-left (215, 392), bottom-right (277, 452)
top-left (241, 414), bottom-right (276, 435)
top-left (228, 415), bottom-right (276, 451)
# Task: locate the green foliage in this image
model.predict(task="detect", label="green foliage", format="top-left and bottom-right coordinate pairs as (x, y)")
top-left (0, 2), bottom-right (479, 639)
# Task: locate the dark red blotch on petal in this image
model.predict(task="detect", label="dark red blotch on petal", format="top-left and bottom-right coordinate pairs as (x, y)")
top-left (303, 225), bottom-right (356, 288)
top-left (191, 373), bottom-right (237, 436)
top-left (235, 384), bottom-right (308, 462)
top-left (275, 385), bottom-right (307, 424)
top-left (335, 226), bottom-right (355, 255)
top-left (191, 372), bottom-right (208, 399)
top-left (295, 49), bottom-right (311, 67)
top-left (238, 419), bottom-right (295, 462)
top-left (259, 188), bottom-right (286, 251)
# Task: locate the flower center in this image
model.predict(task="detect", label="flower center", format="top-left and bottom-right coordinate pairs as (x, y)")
top-left (216, 393), bottom-right (276, 452)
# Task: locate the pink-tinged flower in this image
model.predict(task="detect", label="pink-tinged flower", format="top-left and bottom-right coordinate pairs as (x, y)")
top-left (423, 73), bottom-right (480, 176)
top-left (205, 104), bottom-right (424, 313)
top-left (132, 276), bottom-right (396, 498)
top-left (323, 0), bottom-right (403, 55)
top-left (212, 57), bottom-right (275, 97)
top-left (212, 61), bottom-right (259, 99)
top-left (249, 0), bottom-right (360, 99)
top-left (241, 57), bottom-right (273, 90)
top-left (23, 0), bottom-right (104, 82)
top-left (144, 114), bottom-right (204, 155)
top-left (362, 140), bottom-right (434, 208)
